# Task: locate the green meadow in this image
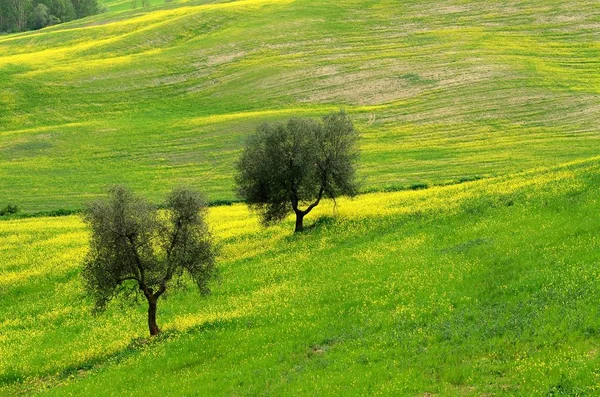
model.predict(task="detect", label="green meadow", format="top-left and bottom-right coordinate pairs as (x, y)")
top-left (1, 159), bottom-right (600, 395)
top-left (1, 0), bottom-right (600, 395)
top-left (1, 0), bottom-right (599, 211)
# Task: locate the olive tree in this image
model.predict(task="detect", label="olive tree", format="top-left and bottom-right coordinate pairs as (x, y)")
top-left (236, 111), bottom-right (359, 232)
top-left (82, 186), bottom-right (216, 336)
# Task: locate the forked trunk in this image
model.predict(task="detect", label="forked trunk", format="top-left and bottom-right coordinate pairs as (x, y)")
top-left (294, 212), bottom-right (305, 233)
top-left (148, 297), bottom-right (160, 336)
top-left (291, 187), bottom-right (324, 233)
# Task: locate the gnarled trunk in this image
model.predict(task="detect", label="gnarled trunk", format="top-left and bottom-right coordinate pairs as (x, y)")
top-left (291, 186), bottom-right (324, 233)
top-left (294, 212), bottom-right (304, 233)
top-left (148, 297), bottom-right (160, 336)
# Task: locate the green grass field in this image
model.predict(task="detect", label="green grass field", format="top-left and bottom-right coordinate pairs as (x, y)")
top-left (1, 0), bottom-right (600, 395)
top-left (1, 159), bottom-right (599, 395)
top-left (1, 0), bottom-right (599, 211)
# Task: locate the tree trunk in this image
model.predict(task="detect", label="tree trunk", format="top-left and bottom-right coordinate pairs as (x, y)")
top-left (294, 212), bottom-right (304, 233)
top-left (148, 297), bottom-right (160, 336)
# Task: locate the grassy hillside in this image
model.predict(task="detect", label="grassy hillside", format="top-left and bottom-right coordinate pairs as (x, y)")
top-left (1, 1), bottom-right (599, 394)
top-left (101, 0), bottom-right (231, 12)
top-left (1, 0), bottom-right (599, 211)
top-left (1, 158), bottom-right (599, 395)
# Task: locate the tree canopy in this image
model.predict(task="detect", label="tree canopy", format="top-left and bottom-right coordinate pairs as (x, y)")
top-left (82, 186), bottom-right (216, 336)
top-left (236, 111), bottom-right (360, 232)
top-left (0, 0), bottom-right (99, 33)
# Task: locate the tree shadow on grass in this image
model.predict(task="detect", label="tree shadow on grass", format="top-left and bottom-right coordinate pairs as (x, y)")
top-left (282, 215), bottom-right (338, 242)
top-left (304, 215), bottom-right (337, 232)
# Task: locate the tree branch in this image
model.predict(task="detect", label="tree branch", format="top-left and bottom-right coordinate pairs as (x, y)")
top-left (127, 235), bottom-right (146, 285)
top-left (290, 185), bottom-right (300, 213)
top-left (302, 185), bottom-right (324, 216)
top-left (166, 217), bottom-right (183, 259)
top-left (155, 284), bottom-right (167, 299)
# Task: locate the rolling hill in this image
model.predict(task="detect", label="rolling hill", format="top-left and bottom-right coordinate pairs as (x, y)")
top-left (1, 158), bottom-right (600, 395)
top-left (1, 0), bottom-right (600, 395)
top-left (1, 0), bottom-right (599, 211)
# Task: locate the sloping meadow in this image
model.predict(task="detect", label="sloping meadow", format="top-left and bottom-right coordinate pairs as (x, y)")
top-left (1, 0), bottom-right (600, 211)
top-left (1, 158), bottom-right (599, 395)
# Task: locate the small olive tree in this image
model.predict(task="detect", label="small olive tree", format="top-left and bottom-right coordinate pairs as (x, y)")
top-left (236, 111), bottom-right (359, 232)
top-left (82, 186), bottom-right (216, 336)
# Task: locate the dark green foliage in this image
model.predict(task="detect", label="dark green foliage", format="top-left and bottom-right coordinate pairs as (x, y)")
top-left (409, 182), bottom-right (429, 190)
top-left (235, 111), bottom-right (359, 232)
top-left (71, 0), bottom-right (97, 18)
top-left (43, 208), bottom-right (78, 217)
top-left (0, 0), bottom-right (97, 32)
top-left (82, 185), bottom-right (216, 335)
top-left (0, 0), bottom-right (32, 32)
top-left (0, 204), bottom-right (19, 216)
top-left (32, 3), bottom-right (50, 29)
top-left (1, 208), bottom-right (79, 219)
top-left (45, 0), bottom-right (76, 22)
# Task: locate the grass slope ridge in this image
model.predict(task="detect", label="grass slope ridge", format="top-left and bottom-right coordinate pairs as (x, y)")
top-left (1, 0), bottom-right (599, 211)
top-left (1, 158), bottom-right (599, 395)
